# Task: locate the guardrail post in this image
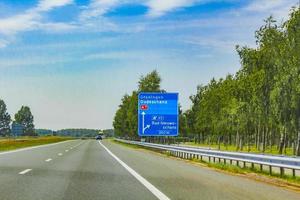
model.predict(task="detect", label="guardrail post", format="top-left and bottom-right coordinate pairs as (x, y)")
top-left (230, 160), bottom-right (232, 164)
top-left (224, 159), bottom-right (226, 164)
top-left (243, 161), bottom-right (246, 168)
top-left (237, 160), bottom-right (239, 167)
top-left (251, 163), bottom-right (254, 169)
top-left (209, 156), bottom-right (211, 162)
top-left (218, 158), bottom-right (221, 163)
top-left (260, 164), bottom-right (263, 171)
top-left (292, 169), bottom-right (296, 178)
top-left (280, 167), bottom-right (284, 177)
top-left (269, 166), bottom-right (272, 175)
top-left (213, 157), bottom-right (215, 163)
top-left (200, 155), bottom-right (203, 161)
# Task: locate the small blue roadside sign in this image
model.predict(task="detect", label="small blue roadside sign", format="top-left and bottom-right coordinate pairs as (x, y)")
top-left (138, 92), bottom-right (179, 136)
top-left (11, 122), bottom-right (24, 136)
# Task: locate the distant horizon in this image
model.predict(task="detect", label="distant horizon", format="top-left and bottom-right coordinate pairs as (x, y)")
top-left (1, 0), bottom-right (299, 130)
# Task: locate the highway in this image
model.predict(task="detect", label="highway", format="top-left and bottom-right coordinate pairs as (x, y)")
top-left (0, 139), bottom-right (299, 200)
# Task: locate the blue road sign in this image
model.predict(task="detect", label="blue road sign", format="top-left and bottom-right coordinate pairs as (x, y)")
top-left (11, 122), bottom-right (24, 136)
top-left (138, 92), bottom-right (179, 136)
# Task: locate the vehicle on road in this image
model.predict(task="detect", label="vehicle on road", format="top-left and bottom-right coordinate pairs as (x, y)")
top-left (95, 135), bottom-right (102, 140)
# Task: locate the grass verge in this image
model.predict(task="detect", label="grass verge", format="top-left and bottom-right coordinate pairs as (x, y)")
top-left (184, 142), bottom-right (294, 156)
top-left (112, 139), bottom-right (300, 189)
top-left (0, 136), bottom-right (74, 152)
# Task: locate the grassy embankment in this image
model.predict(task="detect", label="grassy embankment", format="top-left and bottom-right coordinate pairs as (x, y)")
top-left (183, 142), bottom-right (294, 156)
top-left (0, 136), bottom-right (74, 152)
top-left (112, 139), bottom-right (300, 187)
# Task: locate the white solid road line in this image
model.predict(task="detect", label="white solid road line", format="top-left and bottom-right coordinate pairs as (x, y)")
top-left (19, 169), bottom-right (32, 175)
top-left (0, 140), bottom-right (76, 156)
top-left (45, 158), bottom-right (52, 162)
top-left (99, 141), bottom-right (170, 200)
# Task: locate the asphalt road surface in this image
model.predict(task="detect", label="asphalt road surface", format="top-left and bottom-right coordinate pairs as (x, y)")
top-left (0, 139), bottom-right (299, 200)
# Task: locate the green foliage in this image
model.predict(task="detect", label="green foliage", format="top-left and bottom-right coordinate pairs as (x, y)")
top-left (113, 7), bottom-right (300, 155)
top-left (57, 129), bottom-right (100, 137)
top-left (114, 70), bottom-right (169, 138)
top-left (138, 70), bottom-right (162, 92)
top-left (0, 99), bottom-right (11, 136)
top-left (14, 106), bottom-right (35, 136)
top-left (0, 136), bottom-right (73, 152)
top-left (184, 7), bottom-right (300, 155)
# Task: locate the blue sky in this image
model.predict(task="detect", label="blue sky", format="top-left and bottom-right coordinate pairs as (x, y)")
top-left (0, 0), bottom-right (299, 130)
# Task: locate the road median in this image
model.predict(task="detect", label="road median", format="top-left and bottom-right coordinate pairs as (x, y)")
top-left (0, 136), bottom-right (74, 152)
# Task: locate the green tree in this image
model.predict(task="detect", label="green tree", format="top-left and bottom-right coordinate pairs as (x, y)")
top-left (183, 7), bottom-right (300, 155)
top-left (0, 99), bottom-right (11, 136)
top-left (113, 70), bottom-right (164, 139)
top-left (15, 106), bottom-right (35, 136)
top-left (138, 70), bottom-right (162, 92)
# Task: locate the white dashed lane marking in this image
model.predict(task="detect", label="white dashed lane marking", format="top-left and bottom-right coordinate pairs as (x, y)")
top-left (19, 169), bottom-right (32, 175)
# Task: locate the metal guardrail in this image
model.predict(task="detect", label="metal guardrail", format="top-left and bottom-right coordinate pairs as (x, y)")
top-left (115, 138), bottom-right (300, 177)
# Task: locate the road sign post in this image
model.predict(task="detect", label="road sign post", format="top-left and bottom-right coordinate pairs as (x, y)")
top-left (138, 92), bottom-right (179, 136)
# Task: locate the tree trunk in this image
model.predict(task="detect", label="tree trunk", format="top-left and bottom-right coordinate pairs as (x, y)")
top-left (236, 130), bottom-right (240, 151)
top-left (296, 130), bottom-right (300, 156)
top-left (278, 127), bottom-right (285, 154)
top-left (256, 123), bottom-right (261, 151)
top-left (239, 135), bottom-right (243, 151)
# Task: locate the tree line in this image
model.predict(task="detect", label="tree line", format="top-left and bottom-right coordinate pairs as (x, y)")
top-left (180, 7), bottom-right (300, 155)
top-left (0, 99), bottom-right (35, 136)
top-left (114, 7), bottom-right (300, 156)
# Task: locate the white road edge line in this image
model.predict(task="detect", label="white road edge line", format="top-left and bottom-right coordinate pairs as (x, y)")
top-left (19, 169), bottom-right (32, 175)
top-left (45, 158), bottom-right (52, 162)
top-left (98, 141), bottom-right (170, 200)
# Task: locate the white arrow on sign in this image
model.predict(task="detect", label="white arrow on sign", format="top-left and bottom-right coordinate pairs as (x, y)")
top-left (141, 111), bottom-right (150, 134)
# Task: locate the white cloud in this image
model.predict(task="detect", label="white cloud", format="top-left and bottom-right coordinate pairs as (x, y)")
top-left (83, 50), bottom-right (163, 60)
top-left (146, 0), bottom-right (200, 17)
top-left (244, 0), bottom-right (298, 20)
top-left (36, 0), bottom-right (73, 12)
top-left (0, 0), bottom-right (73, 46)
top-left (37, 22), bottom-right (77, 32)
top-left (0, 11), bottom-right (40, 35)
top-left (79, 0), bottom-right (119, 20)
top-left (0, 39), bottom-right (9, 48)
top-left (245, 0), bottom-right (287, 12)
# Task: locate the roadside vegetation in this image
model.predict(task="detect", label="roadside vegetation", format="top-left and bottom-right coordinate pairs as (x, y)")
top-left (183, 142), bottom-right (295, 156)
top-left (0, 100), bottom-right (36, 137)
top-left (0, 136), bottom-right (73, 152)
top-left (113, 6), bottom-right (300, 156)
